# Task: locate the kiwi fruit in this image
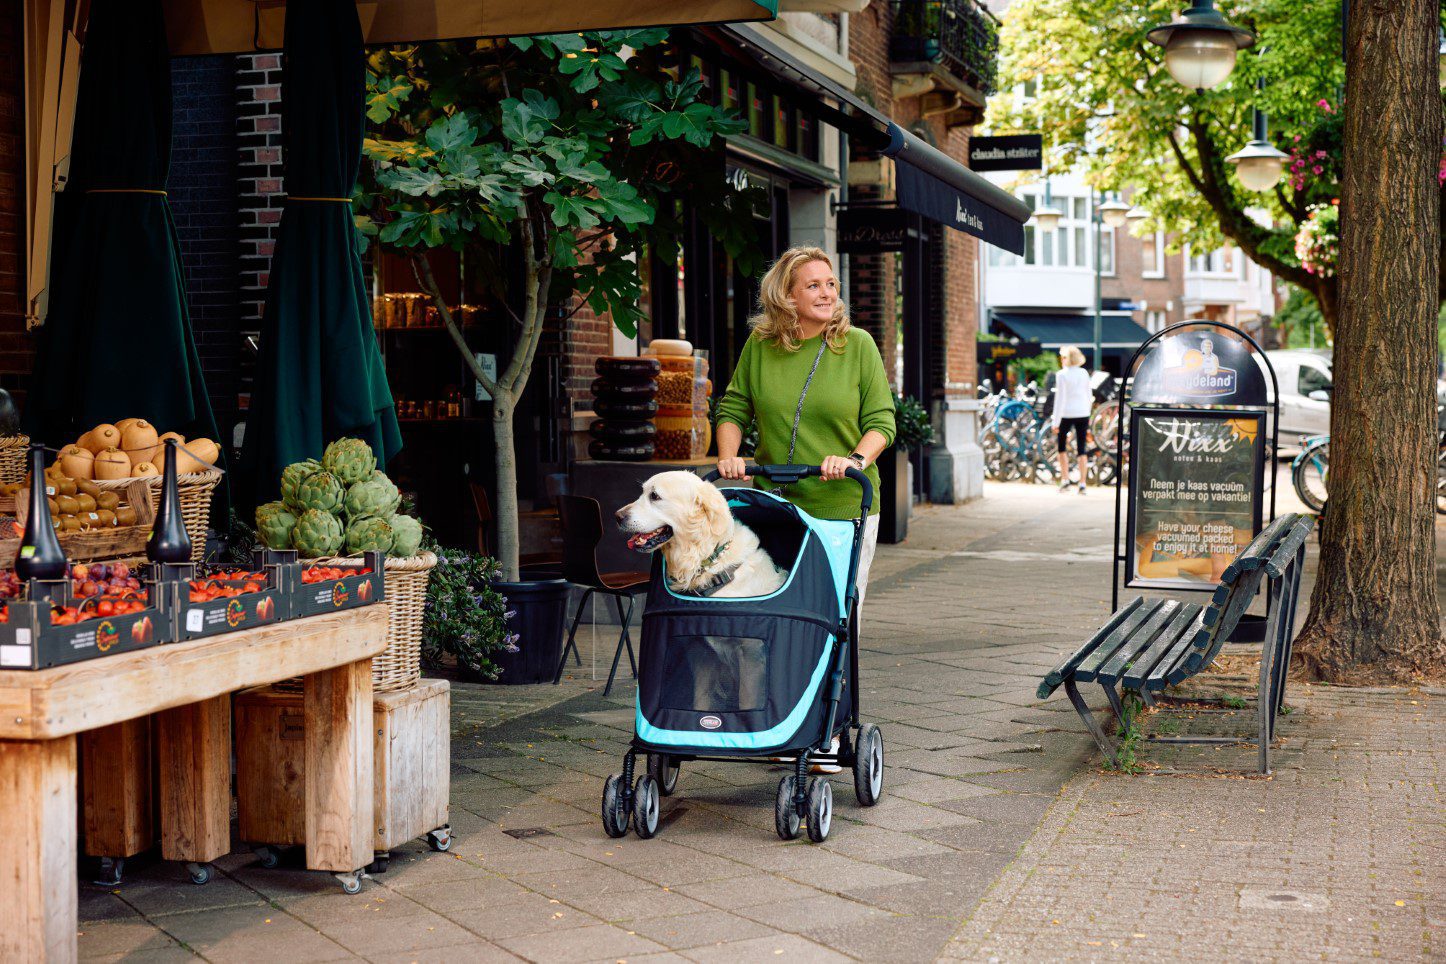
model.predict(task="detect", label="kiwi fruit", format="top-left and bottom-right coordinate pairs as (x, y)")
top-left (47, 497), bottom-right (59, 515)
top-left (95, 509), bottom-right (117, 527)
top-left (56, 478), bottom-right (77, 497)
top-left (55, 495), bottom-right (79, 515)
top-left (59, 515), bottom-right (80, 532)
top-left (96, 491), bottom-right (120, 511)
top-left (76, 479), bottom-right (101, 498)
top-left (115, 505), bottom-right (138, 527)
top-left (75, 493), bottom-right (96, 514)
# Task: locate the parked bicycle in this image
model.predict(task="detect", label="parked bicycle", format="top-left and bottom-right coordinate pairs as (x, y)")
top-left (1290, 430), bottom-right (1446, 515)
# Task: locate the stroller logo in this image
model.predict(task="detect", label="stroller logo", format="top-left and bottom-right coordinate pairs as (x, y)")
top-left (699, 715), bottom-right (722, 730)
top-left (1163, 335), bottom-right (1237, 398)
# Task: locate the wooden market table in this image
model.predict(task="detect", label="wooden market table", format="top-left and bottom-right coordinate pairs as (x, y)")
top-left (0, 604), bottom-right (389, 962)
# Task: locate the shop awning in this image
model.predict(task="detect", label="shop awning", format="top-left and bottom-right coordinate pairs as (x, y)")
top-left (715, 23), bottom-right (1029, 255)
top-left (991, 312), bottom-right (1152, 349)
top-left (164, 0), bottom-right (780, 54)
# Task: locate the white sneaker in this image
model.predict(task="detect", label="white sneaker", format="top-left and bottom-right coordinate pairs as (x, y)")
top-left (1057, 481), bottom-right (1070, 493)
top-left (1078, 484), bottom-right (1087, 495)
top-left (810, 737), bottom-right (843, 774)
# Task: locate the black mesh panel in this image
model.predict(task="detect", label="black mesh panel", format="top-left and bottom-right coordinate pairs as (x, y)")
top-left (661, 635), bottom-right (768, 713)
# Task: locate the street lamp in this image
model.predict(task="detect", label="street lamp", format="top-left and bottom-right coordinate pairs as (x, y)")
top-left (1031, 179), bottom-right (1063, 232)
top-left (1226, 121), bottom-right (1290, 191)
top-left (1098, 198), bottom-right (1131, 229)
top-left (1126, 205), bottom-right (1150, 226)
top-left (1146, 0), bottom-right (1256, 93)
top-left (1091, 192), bottom-right (1129, 371)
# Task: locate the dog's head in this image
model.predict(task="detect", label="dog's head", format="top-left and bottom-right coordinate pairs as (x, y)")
top-left (616, 471), bottom-right (733, 557)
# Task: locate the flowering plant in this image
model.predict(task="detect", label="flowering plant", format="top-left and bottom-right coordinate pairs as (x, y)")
top-left (1294, 202), bottom-right (1339, 278)
top-left (421, 547), bottom-right (517, 680)
top-left (1286, 100), bottom-right (1343, 200)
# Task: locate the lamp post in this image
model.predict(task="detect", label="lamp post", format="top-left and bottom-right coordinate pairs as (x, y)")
top-left (1226, 106), bottom-right (1290, 191)
top-left (1146, 0), bottom-right (1256, 93)
top-left (1092, 195), bottom-right (1130, 371)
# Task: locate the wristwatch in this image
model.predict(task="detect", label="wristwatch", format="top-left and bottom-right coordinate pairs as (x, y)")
top-left (846, 452), bottom-right (866, 468)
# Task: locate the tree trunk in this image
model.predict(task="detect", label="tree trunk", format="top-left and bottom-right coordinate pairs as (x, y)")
top-left (1294, 0), bottom-right (1445, 683)
top-left (1313, 278), bottom-right (1339, 344)
top-left (491, 394), bottom-right (520, 581)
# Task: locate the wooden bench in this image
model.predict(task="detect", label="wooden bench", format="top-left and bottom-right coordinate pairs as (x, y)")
top-left (1038, 514), bottom-right (1314, 774)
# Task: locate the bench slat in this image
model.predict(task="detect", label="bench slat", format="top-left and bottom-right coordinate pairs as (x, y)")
top-left (1094, 600), bottom-right (1183, 685)
top-left (1120, 603), bottom-right (1204, 690)
top-left (1217, 515), bottom-right (1297, 582)
top-left (1035, 596), bottom-right (1146, 699)
top-left (1075, 599), bottom-right (1173, 683)
top-left (1149, 618), bottom-right (1212, 689)
top-left (1264, 517), bottom-right (1314, 578)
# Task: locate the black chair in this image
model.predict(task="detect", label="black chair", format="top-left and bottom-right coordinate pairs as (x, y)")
top-left (551, 495), bottom-right (650, 695)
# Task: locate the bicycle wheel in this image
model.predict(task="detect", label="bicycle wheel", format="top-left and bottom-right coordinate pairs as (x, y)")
top-left (1293, 440), bottom-right (1329, 513)
top-left (1033, 427), bottom-right (1060, 484)
top-left (982, 428), bottom-right (1009, 481)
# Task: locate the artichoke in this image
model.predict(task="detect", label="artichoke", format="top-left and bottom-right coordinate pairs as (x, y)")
top-left (280, 459), bottom-right (321, 510)
top-left (254, 501), bottom-right (297, 550)
top-left (322, 437), bottom-right (377, 486)
top-left (291, 509), bottom-right (344, 559)
top-left (345, 516), bottom-right (394, 554)
top-left (295, 470), bottom-right (345, 514)
top-left (390, 514), bottom-right (423, 558)
top-left (343, 473), bottom-right (400, 521)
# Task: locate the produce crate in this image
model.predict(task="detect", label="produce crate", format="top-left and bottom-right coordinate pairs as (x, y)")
top-left (276, 550), bottom-right (386, 618)
top-left (94, 469), bottom-right (222, 563)
top-left (235, 679), bottom-right (450, 855)
top-left (155, 561), bottom-right (289, 641)
top-left (0, 578), bottom-right (167, 670)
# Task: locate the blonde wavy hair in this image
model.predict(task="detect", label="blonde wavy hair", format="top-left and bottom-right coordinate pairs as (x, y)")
top-left (1059, 345), bottom-right (1087, 368)
top-left (748, 246), bottom-right (851, 353)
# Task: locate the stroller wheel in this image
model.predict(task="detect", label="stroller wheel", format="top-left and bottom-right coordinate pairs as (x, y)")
top-left (852, 724), bottom-right (884, 807)
top-left (633, 775), bottom-right (660, 839)
top-left (774, 775), bottom-right (802, 841)
top-left (601, 774), bottom-right (629, 839)
top-left (647, 753), bottom-right (680, 796)
top-left (805, 778), bottom-right (833, 842)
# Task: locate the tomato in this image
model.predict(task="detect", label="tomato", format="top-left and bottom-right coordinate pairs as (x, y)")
top-left (97, 600), bottom-right (115, 617)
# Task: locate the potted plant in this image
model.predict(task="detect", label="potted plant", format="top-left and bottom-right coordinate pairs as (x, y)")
top-left (360, 32), bottom-right (755, 673)
top-left (879, 393), bottom-right (935, 544)
top-left (421, 549), bottom-right (524, 682)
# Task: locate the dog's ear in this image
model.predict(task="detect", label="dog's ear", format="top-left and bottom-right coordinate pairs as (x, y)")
top-left (696, 483), bottom-right (733, 545)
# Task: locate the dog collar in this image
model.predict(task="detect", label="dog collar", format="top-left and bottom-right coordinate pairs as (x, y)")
top-left (689, 562), bottom-right (743, 597)
top-left (701, 541), bottom-right (731, 569)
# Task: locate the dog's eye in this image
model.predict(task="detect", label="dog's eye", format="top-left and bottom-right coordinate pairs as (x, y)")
top-left (649, 491), bottom-right (659, 501)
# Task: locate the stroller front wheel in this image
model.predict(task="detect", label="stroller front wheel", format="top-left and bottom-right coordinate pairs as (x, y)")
top-left (805, 778), bottom-right (833, 843)
top-left (647, 753), bottom-right (680, 796)
top-left (601, 774), bottom-right (629, 839)
top-left (853, 724), bottom-right (884, 807)
top-left (633, 775), bottom-right (660, 839)
top-left (774, 775), bottom-right (803, 840)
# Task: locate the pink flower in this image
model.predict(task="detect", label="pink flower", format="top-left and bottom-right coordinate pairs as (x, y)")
top-left (1315, 150), bottom-right (1327, 159)
top-left (1293, 134), bottom-right (1301, 141)
top-left (1313, 166), bottom-right (1323, 174)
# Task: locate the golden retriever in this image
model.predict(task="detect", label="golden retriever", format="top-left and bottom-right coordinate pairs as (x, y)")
top-left (616, 471), bottom-right (787, 598)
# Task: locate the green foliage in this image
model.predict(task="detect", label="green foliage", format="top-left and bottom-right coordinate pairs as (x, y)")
top-left (891, 393), bottom-right (936, 451)
top-left (421, 545), bottom-right (515, 680)
top-left (1108, 692), bottom-right (1146, 775)
top-left (358, 33), bottom-right (759, 337)
top-left (1222, 695), bottom-right (1249, 710)
top-left (1275, 285), bottom-right (1327, 349)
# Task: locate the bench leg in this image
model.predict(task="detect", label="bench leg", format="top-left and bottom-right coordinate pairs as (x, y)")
top-left (1064, 679), bottom-right (1116, 764)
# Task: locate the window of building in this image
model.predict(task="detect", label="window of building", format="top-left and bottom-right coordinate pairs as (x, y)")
top-left (1186, 246), bottom-right (1243, 277)
top-left (1141, 232), bottom-right (1165, 278)
top-left (1099, 224), bottom-right (1115, 275)
top-left (1145, 309), bottom-right (1168, 333)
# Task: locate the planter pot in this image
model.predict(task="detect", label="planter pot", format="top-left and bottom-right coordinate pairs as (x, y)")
top-left (878, 445), bottom-right (911, 544)
top-left (487, 577), bottom-right (570, 684)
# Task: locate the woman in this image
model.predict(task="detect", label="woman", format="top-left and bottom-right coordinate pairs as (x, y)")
top-left (1051, 345), bottom-right (1093, 495)
top-left (714, 246), bottom-right (896, 606)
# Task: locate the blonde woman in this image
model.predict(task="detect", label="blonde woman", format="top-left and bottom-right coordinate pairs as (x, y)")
top-left (714, 247), bottom-right (896, 603)
top-left (1052, 345), bottom-right (1093, 494)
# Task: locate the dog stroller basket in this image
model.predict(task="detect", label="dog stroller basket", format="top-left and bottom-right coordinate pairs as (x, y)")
top-left (601, 464), bottom-right (887, 845)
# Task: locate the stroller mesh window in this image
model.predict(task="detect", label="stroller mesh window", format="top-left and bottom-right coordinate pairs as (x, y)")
top-left (661, 635), bottom-right (768, 713)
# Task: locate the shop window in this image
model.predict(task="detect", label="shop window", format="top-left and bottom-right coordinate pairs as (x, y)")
top-left (798, 112), bottom-right (819, 161)
top-left (1100, 227), bottom-right (1115, 275)
top-left (722, 67), bottom-right (740, 110)
top-left (773, 99), bottom-right (792, 151)
top-left (747, 82), bottom-right (766, 140)
top-left (1142, 232), bottom-right (1165, 278)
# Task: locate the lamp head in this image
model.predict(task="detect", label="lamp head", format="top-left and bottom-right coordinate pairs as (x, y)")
top-left (1146, 0), bottom-right (1256, 92)
top-left (1226, 139), bottom-right (1289, 192)
top-left (1097, 198), bottom-right (1131, 229)
top-left (1031, 204), bottom-right (1063, 232)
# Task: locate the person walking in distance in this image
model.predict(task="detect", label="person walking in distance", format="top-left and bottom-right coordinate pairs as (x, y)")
top-left (1052, 345), bottom-right (1093, 494)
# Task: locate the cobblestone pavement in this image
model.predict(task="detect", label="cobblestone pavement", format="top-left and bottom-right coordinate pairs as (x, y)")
top-left (74, 480), bottom-right (1444, 962)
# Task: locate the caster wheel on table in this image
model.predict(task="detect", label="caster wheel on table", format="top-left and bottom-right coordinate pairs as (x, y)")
top-left (852, 723), bottom-right (884, 807)
top-left (336, 871), bottom-right (365, 895)
top-left (368, 853), bottom-right (390, 874)
top-left (647, 753), bottom-right (680, 796)
top-left (774, 775), bottom-right (802, 841)
top-left (632, 775), bottom-right (660, 839)
top-left (253, 846), bottom-right (281, 870)
top-left (601, 773), bottom-right (630, 839)
top-left (426, 827), bottom-right (452, 852)
top-left (186, 862), bottom-right (211, 886)
top-left (805, 778), bottom-right (833, 843)
top-left (93, 856), bottom-right (125, 887)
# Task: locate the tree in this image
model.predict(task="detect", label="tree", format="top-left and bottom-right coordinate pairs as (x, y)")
top-left (359, 33), bottom-right (758, 580)
top-left (1292, 0), bottom-right (1445, 683)
top-left (993, 0), bottom-right (1446, 336)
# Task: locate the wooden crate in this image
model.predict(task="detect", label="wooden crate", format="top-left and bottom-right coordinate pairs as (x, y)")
top-left (236, 678), bottom-right (449, 852)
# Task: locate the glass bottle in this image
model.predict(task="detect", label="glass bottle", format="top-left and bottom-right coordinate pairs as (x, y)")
top-left (16, 443), bottom-right (66, 581)
top-left (146, 439), bottom-right (193, 563)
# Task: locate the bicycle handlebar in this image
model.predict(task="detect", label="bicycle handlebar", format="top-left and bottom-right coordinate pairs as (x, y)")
top-left (702, 463), bottom-right (874, 517)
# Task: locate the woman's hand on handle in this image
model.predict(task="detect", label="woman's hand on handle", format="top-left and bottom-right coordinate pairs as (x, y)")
top-left (820, 455), bottom-right (855, 481)
top-left (717, 457), bottom-right (750, 480)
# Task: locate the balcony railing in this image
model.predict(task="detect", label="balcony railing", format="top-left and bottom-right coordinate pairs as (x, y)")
top-left (890, 0), bottom-right (1001, 97)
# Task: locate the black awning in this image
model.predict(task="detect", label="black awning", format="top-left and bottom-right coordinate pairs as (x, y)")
top-left (991, 312), bottom-right (1152, 350)
top-left (713, 24), bottom-right (1028, 255)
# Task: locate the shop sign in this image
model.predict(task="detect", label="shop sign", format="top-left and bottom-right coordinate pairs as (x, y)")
top-left (837, 207), bottom-right (918, 253)
top-left (1126, 409), bottom-right (1265, 590)
top-left (968, 134), bottom-right (1043, 172)
top-left (976, 340), bottom-right (1042, 363)
top-left (473, 352), bottom-right (497, 402)
top-left (1131, 325), bottom-right (1268, 407)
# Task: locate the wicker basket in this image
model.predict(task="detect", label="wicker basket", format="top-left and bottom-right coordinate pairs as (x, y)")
top-left (93, 469), bottom-right (222, 563)
top-left (0, 435), bottom-right (30, 485)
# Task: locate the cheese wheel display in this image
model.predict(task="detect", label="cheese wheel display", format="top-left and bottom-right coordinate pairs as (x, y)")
top-left (595, 356), bottom-right (661, 381)
top-left (589, 356), bottom-right (659, 461)
top-left (645, 338), bottom-right (693, 357)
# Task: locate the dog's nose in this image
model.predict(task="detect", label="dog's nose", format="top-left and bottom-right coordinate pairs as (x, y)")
top-left (614, 508), bottom-right (627, 524)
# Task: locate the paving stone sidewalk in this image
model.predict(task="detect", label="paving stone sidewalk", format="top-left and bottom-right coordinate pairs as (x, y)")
top-left (74, 482), bottom-right (1444, 962)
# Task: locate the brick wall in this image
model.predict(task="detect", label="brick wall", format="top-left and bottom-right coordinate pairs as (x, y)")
top-left (170, 56), bottom-right (242, 437)
top-left (0, 3), bottom-right (32, 403)
top-left (235, 54), bottom-right (284, 335)
top-left (1103, 227), bottom-right (1185, 329)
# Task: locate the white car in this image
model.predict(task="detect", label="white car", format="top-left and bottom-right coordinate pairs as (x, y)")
top-left (1258, 349), bottom-right (1332, 444)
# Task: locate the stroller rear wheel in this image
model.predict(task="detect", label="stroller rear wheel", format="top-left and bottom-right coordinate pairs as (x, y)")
top-left (852, 724), bottom-right (884, 806)
top-left (805, 778), bottom-right (833, 842)
top-left (647, 753), bottom-right (680, 796)
top-left (633, 775), bottom-right (660, 839)
top-left (601, 774), bottom-right (629, 839)
top-left (774, 775), bottom-right (802, 840)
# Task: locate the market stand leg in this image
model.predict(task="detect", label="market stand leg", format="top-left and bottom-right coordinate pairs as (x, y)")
top-left (304, 659), bottom-right (374, 892)
top-left (0, 736), bottom-right (78, 962)
top-left (81, 718), bottom-right (154, 884)
top-left (157, 696), bottom-right (232, 883)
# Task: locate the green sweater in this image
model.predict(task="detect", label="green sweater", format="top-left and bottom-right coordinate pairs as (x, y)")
top-left (715, 328), bottom-right (896, 519)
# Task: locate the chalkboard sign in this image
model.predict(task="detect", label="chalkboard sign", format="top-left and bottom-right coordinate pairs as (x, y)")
top-left (1126, 408), bottom-right (1265, 590)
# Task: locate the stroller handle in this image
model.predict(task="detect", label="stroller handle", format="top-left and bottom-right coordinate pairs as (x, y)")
top-left (704, 463), bottom-right (874, 517)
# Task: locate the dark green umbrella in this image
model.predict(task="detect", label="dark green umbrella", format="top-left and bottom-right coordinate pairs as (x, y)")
top-left (26, 0), bottom-right (221, 470)
top-left (238, 0), bottom-right (401, 511)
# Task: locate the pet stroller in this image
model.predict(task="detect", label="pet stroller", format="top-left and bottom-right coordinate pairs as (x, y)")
top-left (601, 464), bottom-right (885, 843)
